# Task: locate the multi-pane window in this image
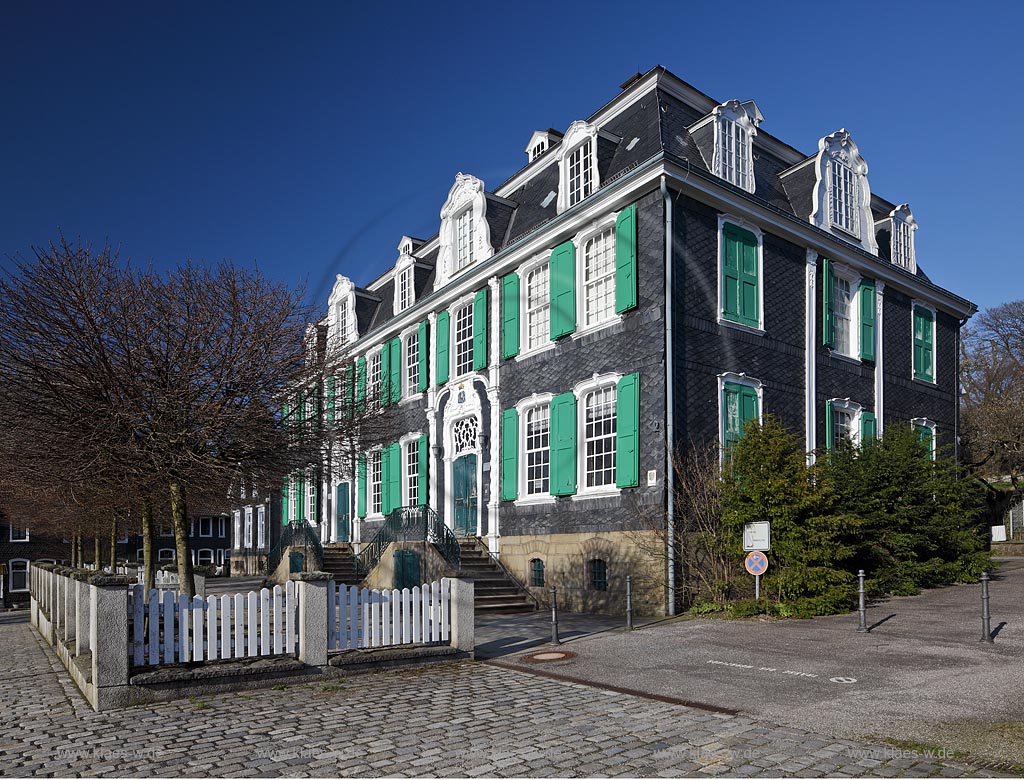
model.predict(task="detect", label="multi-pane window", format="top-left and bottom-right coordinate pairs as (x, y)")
top-left (892, 219), bottom-right (913, 269)
top-left (525, 263), bottom-right (550, 350)
top-left (531, 142), bottom-right (545, 161)
top-left (335, 299), bottom-right (350, 344)
top-left (370, 451), bottom-right (383, 515)
top-left (307, 473), bottom-right (316, 522)
top-left (199, 517), bottom-right (213, 537)
top-left (198, 549), bottom-right (214, 566)
top-left (406, 441), bottom-right (419, 507)
top-left (530, 558), bottom-right (545, 587)
top-left (9, 560), bottom-right (28, 592)
top-left (582, 228), bottom-right (616, 328)
top-left (397, 266), bottom-right (414, 312)
top-left (833, 275), bottom-right (854, 356)
top-left (589, 558), bottom-right (607, 591)
top-left (914, 423), bottom-right (936, 459)
top-left (232, 511), bottom-right (241, 550)
top-left (454, 208), bottom-right (474, 272)
top-left (216, 517), bottom-right (227, 537)
top-left (9, 524), bottom-right (28, 542)
top-left (723, 382), bottom-right (759, 450)
top-left (256, 506), bottom-right (266, 549)
top-left (243, 508), bottom-right (253, 547)
top-left (832, 406), bottom-right (856, 449)
top-left (913, 305), bottom-right (935, 383)
top-left (584, 386), bottom-right (617, 489)
top-left (368, 351), bottom-right (382, 401)
top-left (830, 159), bottom-right (859, 237)
top-left (454, 302), bottom-right (474, 377)
top-left (718, 118), bottom-right (750, 190)
top-left (158, 549), bottom-right (175, 562)
top-left (567, 141), bottom-right (593, 207)
top-left (406, 331), bottom-right (419, 394)
top-left (525, 404), bottom-right (551, 496)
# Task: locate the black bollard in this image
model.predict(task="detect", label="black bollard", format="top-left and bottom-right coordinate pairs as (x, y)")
top-left (857, 569), bottom-right (868, 633)
top-left (626, 575), bottom-right (634, 631)
top-left (980, 572), bottom-right (994, 643)
top-left (550, 585), bottom-right (560, 645)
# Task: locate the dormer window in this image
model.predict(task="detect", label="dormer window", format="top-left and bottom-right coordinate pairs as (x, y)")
top-left (328, 274), bottom-right (357, 350)
top-left (810, 130), bottom-right (877, 255)
top-left (335, 298), bottom-right (350, 343)
top-left (567, 140), bottom-right (593, 207)
top-left (454, 208), bottom-right (475, 272)
top-left (397, 265), bottom-right (414, 312)
top-left (712, 100), bottom-right (762, 194)
top-left (530, 142), bottom-right (546, 161)
top-left (556, 121), bottom-right (603, 214)
top-left (394, 238), bottom-right (417, 314)
top-left (437, 173), bottom-right (492, 288)
top-left (525, 129), bottom-right (561, 163)
top-left (888, 204), bottom-right (918, 272)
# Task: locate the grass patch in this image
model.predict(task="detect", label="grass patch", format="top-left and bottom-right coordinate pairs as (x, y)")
top-left (318, 684), bottom-right (344, 693)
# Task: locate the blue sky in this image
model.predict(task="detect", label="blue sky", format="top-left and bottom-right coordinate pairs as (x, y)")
top-left (2, 1), bottom-right (1020, 314)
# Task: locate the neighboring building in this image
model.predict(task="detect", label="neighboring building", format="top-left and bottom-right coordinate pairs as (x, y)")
top-left (229, 485), bottom-right (282, 576)
top-left (0, 517), bottom-right (70, 608)
top-left (123, 512), bottom-right (233, 571)
top-left (286, 66), bottom-right (974, 615)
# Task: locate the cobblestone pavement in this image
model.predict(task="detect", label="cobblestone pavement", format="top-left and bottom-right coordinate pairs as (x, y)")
top-left (0, 613), bottom-right (1012, 778)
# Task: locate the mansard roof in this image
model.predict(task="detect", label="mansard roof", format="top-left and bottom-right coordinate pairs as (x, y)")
top-left (342, 65), bottom-right (964, 341)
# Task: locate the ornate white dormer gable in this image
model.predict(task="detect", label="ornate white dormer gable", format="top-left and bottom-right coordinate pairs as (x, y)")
top-left (810, 129), bottom-right (878, 254)
top-left (327, 274), bottom-right (357, 352)
top-left (526, 130), bottom-right (556, 163)
top-left (556, 120), bottom-right (602, 214)
top-left (884, 204), bottom-right (918, 273)
top-left (394, 237), bottom-right (417, 314)
top-left (712, 99), bottom-right (763, 194)
top-left (436, 173), bottom-right (493, 289)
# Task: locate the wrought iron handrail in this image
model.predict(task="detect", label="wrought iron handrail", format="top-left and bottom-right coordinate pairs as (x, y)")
top-left (465, 536), bottom-right (541, 609)
top-left (355, 504), bottom-right (461, 576)
top-left (266, 520), bottom-right (324, 575)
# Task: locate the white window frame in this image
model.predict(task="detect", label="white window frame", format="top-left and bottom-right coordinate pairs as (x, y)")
top-left (453, 207), bottom-right (475, 273)
top-left (396, 264), bottom-right (415, 314)
top-left (831, 264), bottom-right (861, 360)
top-left (810, 130), bottom-right (877, 254)
top-left (402, 326), bottom-right (420, 399)
top-left (556, 121), bottom-right (602, 214)
top-left (307, 470), bottom-right (316, 523)
top-left (232, 511), bottom-right (241, 551)
top-left (451, 297), bottom-right (475, 380)
top-left (572, 214), bottom-right (621, 337)
top-left (243, 507), bottom-right (253, 548)
top-left (9, 559), bottom-right (29, 593)
top-left (572, 373), bottom-right (622, 500)
top-left (9, 524), bottom-right (29, 543)
top-left (199, 517), bottom-right (213, 538)
top-left (288, 475), bottom-right (296, 523)
top-left (368, 449), bottom-right (383, 518)
top-left (367, 347), bottom-right (383, 403)
top-left (196, 549), bottom-right (214, 566)
top-left (515, 393), bottom-right (555, 505)
top-left (328, 274), bottom-right (357, 350)
top-left (566, 140), bottom-right (594, 209)
top-left (829, 398), bottom-right (863, 449)
top-left (716, 214), bottom-right (766, 334)
top-left (400, 433), bottom-right (423, 507)
top-left (216, 516), bottom-right (227, 537)
top-left (711, 100), bottom-right (761, 194)
top-left (830, 157), bottom-right (859, 238)
top-left (911, 417), bottom-right (938, 461)
top-left (158, 549), bottom-right (175, 562)
top-left (257, 505), bottom-right (266, 549)
top-left (437, 174), bottom-right (493, 289)
top-left (887, 205), bottom-right (918, 272)
top-left (716, 373), bottom-right (764, 452)
top-left (911, 300), bottom-right (937, 385)
top-left (515, 254), bottom-right (555, 359)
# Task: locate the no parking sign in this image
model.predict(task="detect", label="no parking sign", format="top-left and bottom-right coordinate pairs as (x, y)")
top-left (744, 551), bottom-right (768, 575)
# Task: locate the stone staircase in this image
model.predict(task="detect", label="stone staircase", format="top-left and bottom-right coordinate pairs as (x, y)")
top-left (320, 543), bottom-right (362, 585)
top-left (457, 539), bottom-right (535, 614)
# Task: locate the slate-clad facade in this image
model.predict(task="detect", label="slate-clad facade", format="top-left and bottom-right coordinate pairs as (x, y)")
top-left (284, 66), bottom-right (974, 616)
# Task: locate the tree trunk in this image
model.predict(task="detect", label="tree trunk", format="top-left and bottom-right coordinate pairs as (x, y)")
top-left (141, 497), bottom-right (155, 594)
top-left (170, 479), bottom-right (196, 597)
top-left (70, 533), bottom-right (77, 568)
top-left (109, 518), bottom-right (117, 571)
top-left (93, 536), bottom-right (101, 570)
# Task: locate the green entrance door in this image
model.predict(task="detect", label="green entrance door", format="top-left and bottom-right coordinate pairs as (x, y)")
top-left (453, 453), bottom-right (477, 537)
top-left (394, 549), bottom-right (421, 590)
top-left (335, 482), bottom-right (350, 543)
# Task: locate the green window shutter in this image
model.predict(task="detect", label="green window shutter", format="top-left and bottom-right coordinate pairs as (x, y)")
top-left (861, 411), bottom-right (876, 443)
top-left (615, 372), bottom-right (640, 488)
top-left (355, 356), bottom-right (367, 411)
top-left (436, 310), bottom-right (450, 385)
top-left (859, 280), bottom-right (876, 362)
top-left (281, 478), bottom-right (289, 524)
top-left (501, 273), bottom-right (520, 359)
top-left (721, 224), bottom-right (759, 328)
top-left (326, 375), bottom-right (335, 424)
top-left (356, 455), bottom-right (367, 518)
top-left (615, 203), bottom-right (638, 314)
top-left (501, 408), bottom-right (518, 501)
top-left (549, 241), bottom-right (577, 340)
top-left (417, 320), bottom-right (429, 392)
top-left (381, 446), bottom-right (391, 515)
top-left (472, 288), bottom-right (488, 371)
top-left (722, 382), bottom-right (759, 449)
top-left (389, 442), bottom-right (402, 512)
top-left (417, 434), bottom-right (429, 506)
top-left (914, 307), bottom-right (934, 382)
top-left (389, 337), bottom-right (402, 404)
top-left (296, 473), bottom-right (305, 521)
top-left (297, 392), bottom-right (305, 424)
top-left (915, 424), bottom-right (935, 457)
top-left (825, 401), bottom-right (834, 451)
top-left (822, 258), bottom-right (835, 348)
top-left (550, 392), bottom-right (578, 496)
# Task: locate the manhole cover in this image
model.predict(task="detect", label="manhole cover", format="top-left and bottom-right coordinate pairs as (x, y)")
top-left (521, 650), bottom-right (576, 663)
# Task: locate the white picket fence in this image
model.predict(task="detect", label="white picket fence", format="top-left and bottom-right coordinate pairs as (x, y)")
top-left (328, 581), bottom-right (450, 650)
top-left (129, 581), bottom-right (297, 666)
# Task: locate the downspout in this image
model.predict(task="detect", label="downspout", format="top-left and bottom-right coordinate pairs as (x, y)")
top-left (661, 175), bottom-right (676, 616)
top-left (956, 315), bottom-right (969, 464)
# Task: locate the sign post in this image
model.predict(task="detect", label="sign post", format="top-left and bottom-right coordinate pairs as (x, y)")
top-left (744, 551), bottom-right (768, 599)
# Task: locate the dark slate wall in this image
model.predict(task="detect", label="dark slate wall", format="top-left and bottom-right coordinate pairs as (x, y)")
top-left (498, 187), bottom-right (667, 537)
top-left (671, 192), bottom-right (807, 448)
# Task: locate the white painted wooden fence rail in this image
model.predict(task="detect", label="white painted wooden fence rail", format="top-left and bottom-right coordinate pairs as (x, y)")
top-left (129, 581), bottom-right (297, 666)
top-left (327, 580), bottom-right (450, 651)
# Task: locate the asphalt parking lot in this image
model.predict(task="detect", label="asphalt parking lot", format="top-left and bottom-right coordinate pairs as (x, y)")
top-left (482, 558), bottom-right (1024, 768)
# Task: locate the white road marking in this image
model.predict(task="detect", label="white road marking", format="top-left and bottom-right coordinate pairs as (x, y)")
top-left (706, 659), bottom-right (857, 684)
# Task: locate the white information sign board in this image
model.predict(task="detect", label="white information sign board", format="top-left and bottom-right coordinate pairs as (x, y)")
top-left (991, 525), bottom-right (1007, 543)
top-left (743, 521), bottom-right (771, 552)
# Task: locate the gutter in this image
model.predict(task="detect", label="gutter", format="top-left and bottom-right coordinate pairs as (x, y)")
top-left (661, 175), bottom-right (676, 616)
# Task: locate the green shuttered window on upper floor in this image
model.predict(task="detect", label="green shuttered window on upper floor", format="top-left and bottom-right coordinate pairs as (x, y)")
top-left (549, 242), bottom-right (576, 340)
top-left (472, 288), bottom-right (488, 371)
top-left (435, 310), bottom-right (450, 386)
top-left (417, 320), bottom-right (429, 392)
top-left (721, 222), bottom-right (759, 329)
top-left (501, 273), bottom-right (520, 359)
top-left (913, 305), bottom-right (935, 383)
top-left (614, 203), bottom-right (638, 314)
top-left (500, 408), bottom-right (518, 501)
top-left (859, 280), bottom-right (875, 362)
